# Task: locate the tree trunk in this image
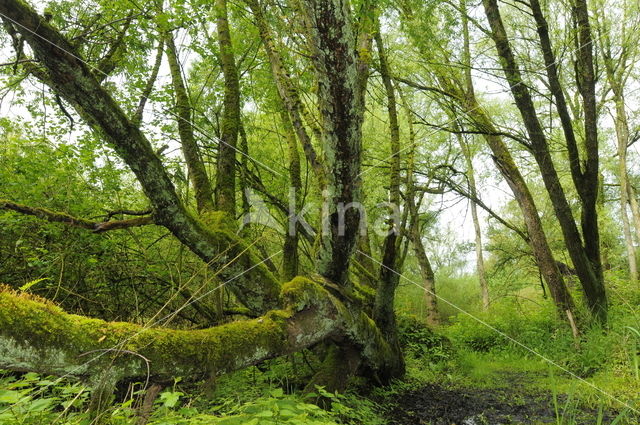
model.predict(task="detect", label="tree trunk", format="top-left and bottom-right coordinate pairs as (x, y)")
top-left (459, 3), bottom-right (489, 310)
top-left (401, 97), bottom-right (440, 326)
top-left (302, 0), bottom-right (364, 286)
top-left (248, 0), bottom-right (326, 184)
top-left (0, 280), bottom-right (393, 387)
top-left (165, 31), bottom-right (216, 213)
top-left (461, 138), bottom-right (489, 310)
top-left (628, 186), bottom-right (640, 248)
top-left (398, 2), bottom-right (576, 321)
top-left (372, 27), bottom-right (405, 377)
top-left (482, 0), bottom-right (606, 321)
top-left (598, 9), bottom-right (638, 283)
top-left (614, 94), bottom-right (638, 282)
top-left (281, 108), bottom-right (301, 281)
top-left (214, 0), bottom-right (240, 215)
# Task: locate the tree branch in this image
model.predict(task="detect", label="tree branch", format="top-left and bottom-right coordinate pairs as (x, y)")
top-left (0, 200), bottom-right (154, 233)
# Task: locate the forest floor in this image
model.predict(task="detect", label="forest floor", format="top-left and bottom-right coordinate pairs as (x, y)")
top-left (381, 352), bottom-right (633, 425)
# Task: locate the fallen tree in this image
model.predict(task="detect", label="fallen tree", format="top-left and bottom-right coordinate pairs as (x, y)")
top-left (0, 278), bottom-right (391, 386)
top-left (0, 0), bottom-right (405, 403)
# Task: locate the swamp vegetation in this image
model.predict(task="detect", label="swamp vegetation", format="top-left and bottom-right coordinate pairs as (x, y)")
top-left (1, 0), bottom-right (640, 423)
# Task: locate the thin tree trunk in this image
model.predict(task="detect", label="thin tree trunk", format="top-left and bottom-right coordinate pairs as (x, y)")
top-left (214, 0), bottom-right (240, 215)
top-left (398, 2), bottom-right (575, 321)
top-left (461, 137), bottom-right (489, 310)
top-left (247, 0), bottom-right (326, 184)
top-left (165, 32), bottom-right (215, 213)
top-left (400, 93), bottom-right (439, 326)
top-left (428, 70), bottom-right (576, 320)
top-left (614, 95), bottom-right (638, 282)
top-left (460, 1), bottom-right (489, 310)
top-left (628, 185), bottom-right (640, 247)
top-left (372, 27), bottom-right (404, 375)
top-left (281, 108), bottom-right (301, 281)
top-left (598, 9), bottom-right (638, 282)
top-left (530, 0), bottom-right (603, 287)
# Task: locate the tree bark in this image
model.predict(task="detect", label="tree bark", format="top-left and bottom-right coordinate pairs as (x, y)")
top-left (301, 0), bottom-right (365, 286)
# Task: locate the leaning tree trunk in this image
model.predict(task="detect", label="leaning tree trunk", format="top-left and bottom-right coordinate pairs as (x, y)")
top-left (459, 1), bottom-right (489, 310)
top-left (398, 2), bottom-right (576, 322)
top-left (483, 0), bottom-right (606, 322)
top-left (430, 73), bottom-right (576, 321)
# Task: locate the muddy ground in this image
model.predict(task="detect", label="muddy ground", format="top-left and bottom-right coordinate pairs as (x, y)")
top-left (384, 374), bottom-right (627, 424)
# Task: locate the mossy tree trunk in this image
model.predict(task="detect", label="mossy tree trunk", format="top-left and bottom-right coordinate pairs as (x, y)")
top-left (0, 279), bottom-right (393, 387)
top-left (214, 0), bottom-right (240, 216)
top-left (164, 30), bottom-right (216, 214)
top-left (281, 108), bottom-right (301, 281)
top-left (372, 26), bottom-right (405, 377)
top-left (302, 0), bottom-right (364, 286)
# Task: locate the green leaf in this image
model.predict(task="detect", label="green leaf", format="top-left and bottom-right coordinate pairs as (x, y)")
top-left (19, 278), bottom-right (49, 292)
top-left (159, 390), bottom-right (183, 408)
top-left (0, 389), bottom-right (21, 404)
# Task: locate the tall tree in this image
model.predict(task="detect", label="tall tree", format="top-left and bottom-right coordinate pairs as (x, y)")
top-left (482, 0), bottom-right (607, 321)
top-left (596, 0), bottom-right (640, 283)
top-left (397, 2), bottom-right (576, 321)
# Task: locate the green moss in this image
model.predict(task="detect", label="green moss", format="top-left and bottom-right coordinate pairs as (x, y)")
top-left (0, 288), bottom-right (291, 382)
top-left (281, 276), bottom-right (331, 312)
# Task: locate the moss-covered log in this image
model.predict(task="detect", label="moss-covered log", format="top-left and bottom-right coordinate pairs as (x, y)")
top-left (0, 278), bottom-right (393, 384)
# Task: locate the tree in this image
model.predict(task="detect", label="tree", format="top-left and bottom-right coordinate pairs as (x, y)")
top-left (0, 0), bottom-right (403, 402)
top-left (396, 0), bottom-right (576, 322)
top-left (482, 0), bottom-right (607, 322)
